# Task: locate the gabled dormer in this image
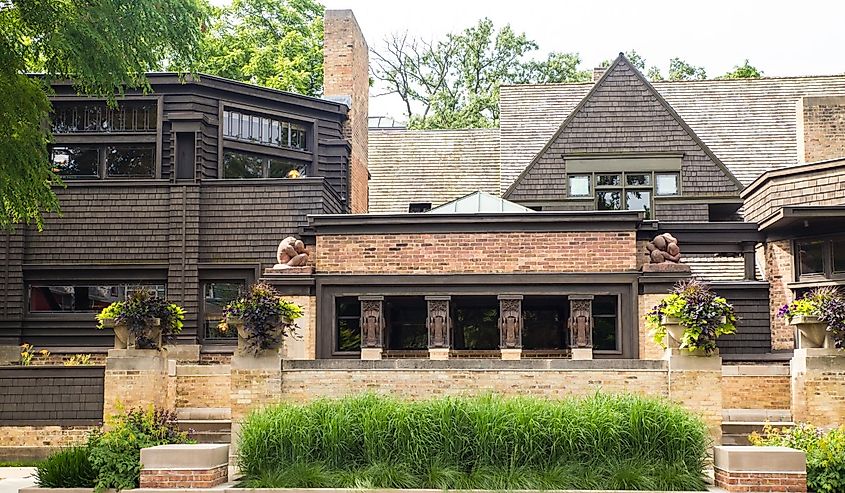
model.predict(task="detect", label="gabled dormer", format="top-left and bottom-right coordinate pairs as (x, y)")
top-left (503, 54), bottom-right (743, 221)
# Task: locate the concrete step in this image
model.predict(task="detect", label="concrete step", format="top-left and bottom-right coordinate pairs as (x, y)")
top-left (176, 407), bottom-right (231, 420)
top-left (722, 408), bottom-right (792, 422)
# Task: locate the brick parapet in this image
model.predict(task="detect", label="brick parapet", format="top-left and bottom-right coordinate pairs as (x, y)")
top-left (316, 231), bottom-right (637, 274)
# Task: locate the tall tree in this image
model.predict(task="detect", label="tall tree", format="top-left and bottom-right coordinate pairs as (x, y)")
top-left (720, 59), bottom-right (762, 79)
top-left (1, 0), bottom-right (206, 230)
top-left (372, 18), bottom-right (589, 129)
top-left (196, 0), bottom-right (324, 96)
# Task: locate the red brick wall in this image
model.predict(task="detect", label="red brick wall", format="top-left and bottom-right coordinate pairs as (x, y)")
top-left (765, 240), bottom-right (794, 350)
top-left (140, 465), bottom-right (228, 488)
top-left (800, 96), bottom-right (845, 164)
top-left (715, 468), bottom-right (806, 493)
top-left (324, 10), bottom-right (369, 213)
top-left (316, 231), bottom-right (637, 274)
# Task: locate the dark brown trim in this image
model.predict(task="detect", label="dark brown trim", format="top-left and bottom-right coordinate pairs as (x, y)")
top-left (309, 211), bottom-right (643, 235)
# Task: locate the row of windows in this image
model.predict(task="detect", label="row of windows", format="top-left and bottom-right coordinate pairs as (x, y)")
top-left (335, 295), bottom-right (619, 353)
top-left (29, 284), bottom-right (166, 312)
top-left (50, 145), bottom-right (156, 179)
top-left (796, 237), bottom-right (845, 280)
top-left (52, 102), bottom-right (157, 134)
top-left (222, 110), bottom-right (308, 151)
top-left (568, 172), bottom-right (680, 219)
top-left (222, 151), bottom-right (307, 179)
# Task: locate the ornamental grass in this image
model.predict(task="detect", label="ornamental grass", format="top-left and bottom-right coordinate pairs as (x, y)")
top-left (238, 393), bottom-right (709, 491)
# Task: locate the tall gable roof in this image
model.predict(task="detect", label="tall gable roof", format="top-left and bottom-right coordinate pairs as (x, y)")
top-left (368, 128), bottom-right (500, 213)
top-left (500, 74), bottom-right (845, 188)
top-left (504, 54), bottom-right (742, 201)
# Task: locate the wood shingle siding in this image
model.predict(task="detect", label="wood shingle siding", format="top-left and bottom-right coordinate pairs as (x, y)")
top-left (0, 366), bottom-right (104, 425)
top-left (505, 57), bottom-right (741, 204)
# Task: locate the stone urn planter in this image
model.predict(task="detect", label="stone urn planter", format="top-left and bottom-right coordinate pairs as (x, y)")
top-left (229, 317), bottom-right (287, 355)
top-left (100, 318), bottom-right (161, 349)
top-left (790, 314), bottom-right (831, 349)
top-left (661, 315), bottom-right (724, 356)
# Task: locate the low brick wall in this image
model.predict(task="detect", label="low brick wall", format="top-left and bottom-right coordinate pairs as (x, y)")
top-left (140, 465), bottom-right (228, 488)
top-left (279, 360), bottom-right (669, 402)
top-left (722, 365), bottom-right (791, 410)
top-left (0, 424), bottom-right (95, 459)
top-left (176, 364), bottom-right (231, 409)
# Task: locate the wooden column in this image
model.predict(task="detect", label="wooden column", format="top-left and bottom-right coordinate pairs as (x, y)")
top-left (568, 295), bottom-right (594, 360)
top-left (498, 295), bottom-right (523, 360)
top-left (359, 296), bottom-right (384, 360)
top-left (426, 296), bottom-right (451, 360)
top-left (742, 242), bottom-right (757, 281)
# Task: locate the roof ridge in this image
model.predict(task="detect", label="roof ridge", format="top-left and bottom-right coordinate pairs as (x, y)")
top-left (500, 73), bottom-right (845, 90)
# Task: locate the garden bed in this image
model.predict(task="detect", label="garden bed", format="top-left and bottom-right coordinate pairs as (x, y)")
top-left (21, 488), bottom-right (723, 493)
top-left (237, 394), bottom-right (711, 491)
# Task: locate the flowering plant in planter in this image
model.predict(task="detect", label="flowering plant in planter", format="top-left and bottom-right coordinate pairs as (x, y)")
top-left (647, 279), bottom-right (737, 354)
top-left (218, 282), bottom-right (303, 355)
top-left (96, 289), bottom-right (184, 350)
top-left (778, 287), bottom-right (845, 349)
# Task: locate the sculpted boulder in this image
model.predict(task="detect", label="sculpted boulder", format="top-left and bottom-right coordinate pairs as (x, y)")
top-left (274, 236), bottom-right (308, 269)
top-left (646, 233), bottom-right (682, 264)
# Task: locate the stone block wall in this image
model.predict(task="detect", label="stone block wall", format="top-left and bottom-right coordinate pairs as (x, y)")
top-left (103, 350), bottom-right (173, 420)
top-left (668, 364), bottom-right (723, 442)
top-left (317, 231), bottom-right (637, 274)
top-left (282, 295), bottom-right (317, 360)
top-left (765, 240), bottom-right (795, 350)
top-left (722, 365), bottom-right (791, 410)
top-left (175, 364), bottom-right (230, 409)
top-left (791, 351), bottom-right (845, 427)
top-left (798, 96), bottom-right (845, 164)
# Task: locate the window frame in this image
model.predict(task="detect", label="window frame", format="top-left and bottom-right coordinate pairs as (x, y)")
top-left (794, 235), bottom-right (845, 282)
top-left (198, 267), bottom-right (257, 346)
top-left (221, 150), bottom-right (309, 180)
top-left (27, 283), bottom-right (167, 314)
top-left (408, 202), bottom-right (432, 213)
top-left (334, 296), bottom-right (362, 354)
top-left (566, 170), bottom-right (681, 218)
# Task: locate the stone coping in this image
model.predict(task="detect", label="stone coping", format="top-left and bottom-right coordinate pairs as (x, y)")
top-left (713, 446), bottom-right (806, 474)
top-left (720, 365), bottom-right (789, 376)
top-left (282, 359), bottom-right (667, 371)
top-left (21, 487), bottom-right (725, 493)
top-left (141, 444), bottom-right (229, 470)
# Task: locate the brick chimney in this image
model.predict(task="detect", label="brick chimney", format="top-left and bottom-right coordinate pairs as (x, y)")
top-left (324, 10), bottom-right (369, 213)
top-left (797, 96), bottom-right (845, 163)
top-left (592, 67), bottom-right (606, 82)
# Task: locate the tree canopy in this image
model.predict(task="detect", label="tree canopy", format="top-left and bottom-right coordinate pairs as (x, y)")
top-left (719, 59), bottom-right (763, 79)
top-left (372, 18), bottom-right (591, 129)
top-left (1, 0), bottom-right (206, 230)
top-left (195, 0), bottom-right (324, 97)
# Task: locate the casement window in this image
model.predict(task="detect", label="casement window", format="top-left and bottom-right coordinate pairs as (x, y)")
top-left (51, 101), bottom-right (157, 134)
top-left (50, 144), bottom-right (156, 179)
top-left (202, 281), bottom-right (244, 341)
top-left (592, 295), bottom-right (619, 351)
top-left (335, 297), bottom-right (361, 352)
top-left (384, 297), bottom-right (427, 350)
top-left (567, 171), bottom-right (680, 219)
top-left (222, 110), bottom-right (308, 151)
top-left (222, 151), bottom-right (307, 179)
top-left (452, 296), bottom-right (499, 350)
top-left (28, 284), bottom-right (166, 313)
top-left (795, 237), bottom-right (845, 280)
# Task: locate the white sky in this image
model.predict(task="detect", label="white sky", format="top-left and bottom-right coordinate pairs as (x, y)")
top-left (226, 0), bottom-right (845, 120)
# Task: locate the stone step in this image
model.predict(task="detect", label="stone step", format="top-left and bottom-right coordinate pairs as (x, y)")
top-left (722, 433), bottom-right (753, 446)
top-left (721, 421), bottom-right (794, 436)
top-left (722, 408), bottom-right (792, 422)
top-left (176, 407), bottom-right (231, 420)
top-left (176, 419), bottom-right (232, 444)
top-left (187, 430), bottom-right (232, 444)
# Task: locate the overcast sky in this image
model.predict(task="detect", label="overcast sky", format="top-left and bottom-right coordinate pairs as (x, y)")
top-left (226, 0), bottom-right (845, 120)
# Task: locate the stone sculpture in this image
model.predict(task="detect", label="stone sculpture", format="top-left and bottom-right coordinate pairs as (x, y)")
top-left (274, 236), bottom-right (308, 269)
top-left (647, 233), bottom-right (682, 264)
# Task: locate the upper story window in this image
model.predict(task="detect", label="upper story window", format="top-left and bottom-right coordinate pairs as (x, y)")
top-left (222, 151), bottom-right (307, 179)
top-left (566, 171), bottom-right (679, 219)
top-left (222, 110), bottom-right (308, 151)
top-left (51, 144), bottom-right (155, 179)
top-left (52, 101), bottom-right (157, 133)
top-left (795, 237), bottom-right (845, 281)
top-left (408, 202), bottom-right (432, 213)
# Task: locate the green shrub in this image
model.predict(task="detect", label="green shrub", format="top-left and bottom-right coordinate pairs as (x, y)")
top-left (750, 423), bottom-right (845, 493)
top-left (35, 446), bottom-right (95, 488)
top-left (88, 407), bottom-right (191, 492)
top-left (238, 393), bottom-right (710, 491)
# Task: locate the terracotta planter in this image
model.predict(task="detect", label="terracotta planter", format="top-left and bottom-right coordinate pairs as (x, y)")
top-left (790, 314), bottom-right (830, 349)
